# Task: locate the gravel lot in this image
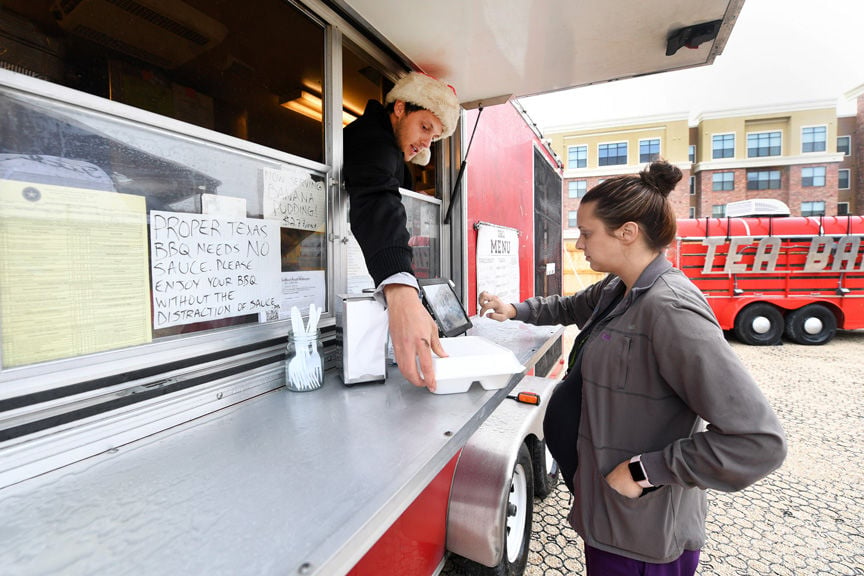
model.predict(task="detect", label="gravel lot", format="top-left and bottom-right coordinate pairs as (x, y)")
top-left (449, 329), bottom-right (864, 575)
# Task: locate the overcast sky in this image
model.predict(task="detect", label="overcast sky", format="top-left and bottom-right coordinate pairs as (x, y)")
top-left (517, 0), bottom-right (864, 131)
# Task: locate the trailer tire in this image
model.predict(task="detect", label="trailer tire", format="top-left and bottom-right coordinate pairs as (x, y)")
top-left (452, 444), bottom-right (534, 576)
top-left (531, 439), bottom-right (559, 499)
top-left (784, 304), bottom-right (836, 345)
top-left (733, 303), bottom-right (783, 345)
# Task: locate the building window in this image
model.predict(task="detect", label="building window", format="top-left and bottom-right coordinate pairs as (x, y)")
top-left (838, 202), bottom-right (849, 216)
top-left (689, 145), bottom-right (696, 163)
top-left (689, 207), bottom-right (696, 218)
top-left (567, 145), bottom-right (587, 169)
top-left (712, 134), bottom-right (735, 159)
top-left (712, 204), bottom-right (726, 217)
top-left (598, 142), bottom-right (627, 166)
top-left (839, 169), bottom-right (850, 190)
top-left (837, 135), bottom-right (851, 155)
top-left (801, 201), bottom-right (825, 217)
top-left (712, 172), bottom-right (734, 191)
top-left (801, 166), bottom-right (826, 187)
top-left (639, 138), bottom-right (660, 163)
top-left (747, 169), bottom-right (781, 190)
top-left (747, 131), bottom-right (781, 157)
top-left (689, 176), bottom-right (695, 195)
top-left (568, 210), bottom-right (578, 227)
top-left (568, 180), bottom-right (588, 198)
top-left (802, 126), bottom-right (827, 153)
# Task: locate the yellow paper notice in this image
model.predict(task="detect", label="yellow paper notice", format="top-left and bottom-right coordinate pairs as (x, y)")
top-left (0, 180), bottom-right (152, 368)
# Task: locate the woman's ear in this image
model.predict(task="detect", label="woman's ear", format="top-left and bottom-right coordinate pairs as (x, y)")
top-left (619, 222), bottom-right (639, 242)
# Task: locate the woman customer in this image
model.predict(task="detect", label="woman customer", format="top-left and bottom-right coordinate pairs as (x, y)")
top-left (478, 159), bottom-right (786, 575)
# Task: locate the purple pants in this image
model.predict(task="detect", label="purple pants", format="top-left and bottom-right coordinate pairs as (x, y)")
top-left (585, 545), bottom-right (700, 576)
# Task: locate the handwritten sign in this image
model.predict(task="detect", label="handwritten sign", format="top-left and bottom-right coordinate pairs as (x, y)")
top-left (262, 166), bottom-right (326, 231)
top-left (150, 211), bottom-right (280, 329)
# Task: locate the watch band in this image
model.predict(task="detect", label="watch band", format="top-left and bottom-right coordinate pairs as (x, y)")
top-left (628, 455), bottom-right (654, 489)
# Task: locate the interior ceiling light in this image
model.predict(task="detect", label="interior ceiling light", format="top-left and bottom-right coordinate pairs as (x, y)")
top-left (281, 89), bottom-right (357, 125)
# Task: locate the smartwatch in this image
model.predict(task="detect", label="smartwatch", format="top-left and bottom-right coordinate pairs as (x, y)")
top-left (628, 455), bottom-right (654, 489)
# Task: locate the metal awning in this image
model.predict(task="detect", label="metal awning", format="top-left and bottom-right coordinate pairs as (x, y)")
top-left (336, 0), bottom-right (744, 108)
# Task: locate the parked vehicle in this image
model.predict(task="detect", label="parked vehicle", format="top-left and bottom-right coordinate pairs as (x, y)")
top-left (670, 212), bottom-right (864, 345)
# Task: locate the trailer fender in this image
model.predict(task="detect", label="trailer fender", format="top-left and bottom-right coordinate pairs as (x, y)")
top-left (446, 375), bottom-right (558, 567)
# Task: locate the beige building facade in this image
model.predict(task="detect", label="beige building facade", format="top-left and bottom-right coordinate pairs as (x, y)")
top-left (544, 89), bottom-right (863, 294)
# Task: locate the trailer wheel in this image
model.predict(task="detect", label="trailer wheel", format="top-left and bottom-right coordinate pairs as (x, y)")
top-left (784, 304), bottom-right (836, 345)
top-left (452, 444), bottom-right (534, 576)
top-left (531, 439), bottom-right (559, 499)
top-left (733, 303), bottom-right (783, 345)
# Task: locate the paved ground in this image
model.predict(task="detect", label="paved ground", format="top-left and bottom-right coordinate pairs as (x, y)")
top-left (447, 328), bottom-right (864, 575)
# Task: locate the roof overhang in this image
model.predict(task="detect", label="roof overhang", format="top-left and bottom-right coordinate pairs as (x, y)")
top-left (336, 0), bottom-right (744, 108)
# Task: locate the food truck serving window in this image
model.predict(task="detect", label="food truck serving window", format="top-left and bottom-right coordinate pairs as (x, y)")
top-left (0, 1), bottom-right (336, 400)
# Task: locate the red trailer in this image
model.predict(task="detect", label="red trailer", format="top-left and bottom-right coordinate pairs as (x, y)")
top-left (670, 215), bottom-right (864, 345)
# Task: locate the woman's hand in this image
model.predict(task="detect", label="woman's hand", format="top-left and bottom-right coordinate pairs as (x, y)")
top-left (477, 291), bottom-right (517, 322)
top-left (605, 460), bottom-right (643, 499)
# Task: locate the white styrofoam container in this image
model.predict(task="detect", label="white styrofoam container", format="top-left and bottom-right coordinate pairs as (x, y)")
top-left (430, 336), bottom-right (525, 395)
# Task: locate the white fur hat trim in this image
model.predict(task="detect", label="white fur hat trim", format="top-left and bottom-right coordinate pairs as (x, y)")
top-left (386, 72), bottom-right (460, 140)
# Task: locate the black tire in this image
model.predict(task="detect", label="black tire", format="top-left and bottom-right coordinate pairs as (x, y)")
top-left (784, 304), bottom-right (837, 345)
top-left (530, 439), bottom-right (560, 499)
top-left (452, 444), bottom-right (534, 576)
top-left (733, 303), bottom-right (784, 346)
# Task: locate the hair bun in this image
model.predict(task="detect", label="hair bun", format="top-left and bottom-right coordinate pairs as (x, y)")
top-left (640, 160), bottom-right (682, 198)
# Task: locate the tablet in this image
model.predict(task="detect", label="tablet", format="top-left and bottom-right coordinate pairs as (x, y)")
top-left (418, 278), bottom-right (473, 337)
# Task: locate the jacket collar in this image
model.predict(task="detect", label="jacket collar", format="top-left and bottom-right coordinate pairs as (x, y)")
top-left (597, 253), bottom-right (672, 313)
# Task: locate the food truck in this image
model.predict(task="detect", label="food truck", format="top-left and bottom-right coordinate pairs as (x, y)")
top-left (0, 1), bottom-right (744, 574)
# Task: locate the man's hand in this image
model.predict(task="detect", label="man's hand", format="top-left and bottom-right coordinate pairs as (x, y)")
top-left (478, 291), bottom-right (517, 322)
top-left (384, 284), bottom-right (447, 391)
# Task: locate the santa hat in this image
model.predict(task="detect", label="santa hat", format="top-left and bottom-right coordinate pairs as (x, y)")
top-left (385, 72), bottom-right (460, 141)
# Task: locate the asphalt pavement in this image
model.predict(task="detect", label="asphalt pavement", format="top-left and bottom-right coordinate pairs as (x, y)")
top-left (448, 328), bottom-right (864, 575)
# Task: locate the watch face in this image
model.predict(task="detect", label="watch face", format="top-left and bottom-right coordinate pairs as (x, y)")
top-left (628, 460), bottom-right (647, 483)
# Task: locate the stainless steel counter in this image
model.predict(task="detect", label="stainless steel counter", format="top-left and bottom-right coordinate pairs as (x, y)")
top-left (0, 318), bottom-right (561, 576)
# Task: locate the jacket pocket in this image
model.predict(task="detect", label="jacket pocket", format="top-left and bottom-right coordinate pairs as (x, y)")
top-left (588, 472), bottom-right (680, 561)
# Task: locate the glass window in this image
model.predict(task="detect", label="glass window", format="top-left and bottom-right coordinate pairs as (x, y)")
top-left (712, 134), bottom-right (735, 159)
top-left (801, 201), bottom-right (825, 217)
top-left (567, 210), bottom-right (577, 228)
top-left (801, 166), bottom-right (826, 187)
top-left (568, 180), bottom-right (587, 198)
top-left (598, 142), bottom-right (627, 166)
top-left (712, 172), bottom-right (734, 191)
top-left (0, 0), bottom-right (337, 425)
top-left (747, 131), bottom-right (781, 157)
top-left (802, 126), bottom-right (826, 153)
top-left (689, 207), bottom-right (696, 218)
top-left (712, 204), bottom-right (726, 217)
top-left (747, 170), bottom-right (781, 190)
top-left (689, 176), bottom-right (695, 195)
top-left (567, 145), bottom-right (587, 169)
top-left (839, 169), bottom-right (850, 190)
top-left (639, 138), bottom-right (660, 163)
top-left (688, 145), bottom-right (696, 163)
top-left (838, 202), bottom-right (849, 216)
top-left (837, 135), bottom-right (851, 156)
top-left (0, 84), bottom-right (328, 366)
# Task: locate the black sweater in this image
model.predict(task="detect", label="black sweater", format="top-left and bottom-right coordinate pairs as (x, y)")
top-left (343, 99), bottom-right (414, 286)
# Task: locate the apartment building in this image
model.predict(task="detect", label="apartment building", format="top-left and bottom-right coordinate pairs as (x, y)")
top-left (547, 90), bottom-right (862, 224)
top-left (544, 87), bottom-right (863, 294)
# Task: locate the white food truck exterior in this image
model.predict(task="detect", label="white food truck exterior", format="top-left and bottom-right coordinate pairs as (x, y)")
top-left (0, 1), bottom-right (743, 574)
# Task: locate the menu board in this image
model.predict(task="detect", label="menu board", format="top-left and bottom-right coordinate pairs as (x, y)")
top-left (0, 180), bottom-right (151, 367)
top-left (149, 211), bottom-right (281, 329)
top-left (476, 223), bottom-right (520, 304)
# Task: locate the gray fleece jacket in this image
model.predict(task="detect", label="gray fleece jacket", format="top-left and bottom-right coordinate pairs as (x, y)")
top-left (514, 255), bottom-right (787, 562)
